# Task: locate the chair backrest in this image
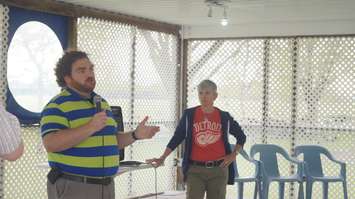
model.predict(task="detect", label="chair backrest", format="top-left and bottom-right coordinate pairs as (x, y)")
top-left (111, 106), bottom-right (125, 161)
top-left (231, 144), bottom-right (252, 177)
top-left (294, 145), bottom-right (326, 177)
top-left (250, 144), bottom-right (285, 177)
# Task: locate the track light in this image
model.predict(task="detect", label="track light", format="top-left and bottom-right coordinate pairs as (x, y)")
top-left (205, 0), bottom-right (230, 26)
top-left (221, 18), bottom-right (228, 26)
top-left (220, 7), bottom-right (228, 26)
top-left (208, 6), bottom-right (212, 17)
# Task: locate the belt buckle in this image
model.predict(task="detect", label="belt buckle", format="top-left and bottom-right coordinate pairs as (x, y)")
top-left (205, 161), bottom-right (214, 168)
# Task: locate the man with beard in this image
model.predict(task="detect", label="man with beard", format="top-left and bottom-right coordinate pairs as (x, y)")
top-left (147, 80), bottom-right (246, 199)
top-left (40, 51), bottom-right (159, 199)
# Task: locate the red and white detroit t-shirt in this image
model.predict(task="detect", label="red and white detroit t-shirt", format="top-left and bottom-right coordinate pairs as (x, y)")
top-left (190, 106), bottom-right (225, 161)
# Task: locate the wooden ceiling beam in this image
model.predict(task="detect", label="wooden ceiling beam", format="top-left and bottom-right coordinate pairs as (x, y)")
top-left (0, 0), bottom-right (181, 35)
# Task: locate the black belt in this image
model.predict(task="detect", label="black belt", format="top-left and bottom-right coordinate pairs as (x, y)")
top-left (189, 160), bottom-right (223, 168)
top-left (61, 173), bottom-right (113, 185)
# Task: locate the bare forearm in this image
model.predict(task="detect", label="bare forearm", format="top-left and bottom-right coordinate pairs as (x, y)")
top-left (116, 131), bottom-right (136, 149)
top-left (233, 144), bottom-right (243, 155)
top-left (43, 124), bottom-right (96, 152)
top-left (160, 148), bottom-right (173, 160)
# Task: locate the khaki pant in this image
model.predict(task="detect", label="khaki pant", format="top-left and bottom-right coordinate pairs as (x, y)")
top-left (186, 165), bottom-right (228, 199)
top-left (47, 178), bottom-right (115, 199)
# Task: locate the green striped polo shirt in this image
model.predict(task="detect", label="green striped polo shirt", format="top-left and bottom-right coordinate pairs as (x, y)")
top-left (40, 88), bottom-right (119, 177)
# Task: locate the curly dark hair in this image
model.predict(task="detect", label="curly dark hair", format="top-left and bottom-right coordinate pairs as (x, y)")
top-left (55, 51), bottom-right (89, 87)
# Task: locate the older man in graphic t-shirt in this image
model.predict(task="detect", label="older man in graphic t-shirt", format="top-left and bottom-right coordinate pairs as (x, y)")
top-left (147, 79), bottom-right (246, 199)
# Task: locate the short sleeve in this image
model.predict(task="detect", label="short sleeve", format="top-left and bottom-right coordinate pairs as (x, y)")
top-left (40, 102), bottom-right (69, 137)
top-left (0, 106), bottom-right (22, 155)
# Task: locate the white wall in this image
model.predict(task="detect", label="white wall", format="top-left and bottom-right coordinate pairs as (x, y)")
top-left (183, 0), bottom-right (355, 39)
top-left (183, 19), bottom-right (355, 38)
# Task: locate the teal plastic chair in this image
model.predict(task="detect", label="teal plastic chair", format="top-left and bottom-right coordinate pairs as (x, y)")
top-left (250, 144), bottom-right (304, 199)
top-left (294, 145), bottom-right (348, 199)
top-left (232, 145), bottom-right (261, 199)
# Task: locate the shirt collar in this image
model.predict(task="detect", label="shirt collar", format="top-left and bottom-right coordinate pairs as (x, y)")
top-left (64, 87), bottom-right (97, 102)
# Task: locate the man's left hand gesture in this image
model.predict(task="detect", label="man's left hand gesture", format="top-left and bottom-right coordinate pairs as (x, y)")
top-left (134, 116), bottom-right (160, 139)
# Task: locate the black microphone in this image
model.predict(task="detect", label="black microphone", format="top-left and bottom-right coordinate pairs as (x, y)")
top-left (94, 95), bottom-right (104, 199)
top-left (93, 95), bottom-right (102, 113)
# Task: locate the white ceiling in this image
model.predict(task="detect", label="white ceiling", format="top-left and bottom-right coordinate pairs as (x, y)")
top-left (60, 0), bottom-right (355, 38)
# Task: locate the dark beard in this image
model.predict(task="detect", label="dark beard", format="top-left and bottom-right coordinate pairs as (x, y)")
top-left (70, 79), bottom-right (95, 93)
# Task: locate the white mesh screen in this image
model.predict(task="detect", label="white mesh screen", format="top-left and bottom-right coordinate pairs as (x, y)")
top-left (187, 39), bottom-right (265, 198)
top-left (1, 14), bottom-right (179, 199)
top-left (129, 29), bottom-right (178, 196)
top-left (0, 4), bottom-right (8, 105)
top-left (186, 37), bottom-right (355, 199)
top-left (296, 37), bottom-right (354, 130)
top-left (78, 17), bottom-right (179, 198)
top-left (1, 4), bottom-right (50, 198)
top-left (77, 17), bottom-right (134, 119)
top-left (295, 37), bottom-right (355, 199)
top-left (263, 38), bottom-right (298, 198)
top-left (4, 127), bottom-right (48, 199)
top-left (0, 4), bottom-right (9, 199)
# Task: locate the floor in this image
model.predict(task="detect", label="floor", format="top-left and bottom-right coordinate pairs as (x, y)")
top-left (127, 191), bottom-right (186, 199)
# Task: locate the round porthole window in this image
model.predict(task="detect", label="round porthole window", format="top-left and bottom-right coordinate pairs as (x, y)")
top-left (7, 21), bottom-right (62, 113)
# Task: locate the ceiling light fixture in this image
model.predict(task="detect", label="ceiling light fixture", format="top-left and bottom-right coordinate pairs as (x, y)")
top-left (220, 7), bottom-right (228, 26)
top-left (204, 0), bottom-right (231, 26)
top-left (208, 6), bottom-right (212, 17)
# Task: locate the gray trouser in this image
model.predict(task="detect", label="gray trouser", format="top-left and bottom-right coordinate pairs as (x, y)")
top-left (186, 165), bottom-right (228, 199)
top-left (47, 178), bottom-right (115, 199)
